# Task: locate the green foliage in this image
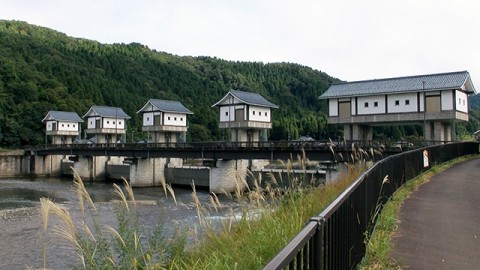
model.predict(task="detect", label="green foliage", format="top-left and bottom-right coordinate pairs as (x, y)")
top-left (178, 164), bottom-right (365, 269)
top-left (0, 20), bottom-right (340, 146)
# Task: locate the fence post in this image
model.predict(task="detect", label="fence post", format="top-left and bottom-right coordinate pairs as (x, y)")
top-left (309, 216), bottom-right (324, 270)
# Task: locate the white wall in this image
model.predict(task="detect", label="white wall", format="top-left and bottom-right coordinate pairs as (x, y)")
top-left (387, 93), bottom-right (418, 113)
top-left (58, 121), bottom-right (79, 131)
top-left (164, 112), bottom-right (187, 126)
top-left (46, 120), bottom-right (54, 131)
top-left (142, 112), bottom-right (156, 126)
top-left (248, 105), bottom-right (271, 122)
top-left (357, 96), bottom-right (386, 115)
top-left (103, 117), bottom-right (125, 129)
top-left (86, 117), bottom-right (126, 129)
top-left (456, 90), bottom-right (468, 113)
top-left (329, 99), bottom-right (338, 116)
top-left (351, 98), bottom-right (356, 115)
top-left (441, 90), bottom-right (454, 111)
top-left (46, 121), bottom-right (79, 131)
top-left (219, 105), bottom-right (245, 122)
top-left (87, 117), bottom-right (99, 129)
top-left (419, 92), bottom-right (425, 112)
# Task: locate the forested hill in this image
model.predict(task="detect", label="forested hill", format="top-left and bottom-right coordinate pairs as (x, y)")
top-left (1, 20), bottom-right (479, 147)
top-left (0, 20), bottom-right (342, 147)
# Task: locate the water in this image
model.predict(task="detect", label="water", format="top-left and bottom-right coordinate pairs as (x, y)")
top-left (0, 164), bottom-right (349, 269)
top-left (0, 177), bottom-right (237, 270)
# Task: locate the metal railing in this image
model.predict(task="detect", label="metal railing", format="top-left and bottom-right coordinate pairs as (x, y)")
top-left (263, 142), bottom-right (480, 270)
top-left (33, 139), bottom-right (443, 152)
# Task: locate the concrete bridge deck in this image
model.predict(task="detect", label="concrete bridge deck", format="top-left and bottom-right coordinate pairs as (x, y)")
top-left (392, 157), bottom-right (480, 269)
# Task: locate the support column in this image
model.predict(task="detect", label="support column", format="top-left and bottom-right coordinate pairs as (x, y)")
top-left (424, 121), bottom-right (434, 143)
top-left (433, 121), bottom-right (445, 143)
top-left (129, 158), bottom-right (167, 187)
top-left (343, 124), bottom-right (352, 141)
top-left (210, 159), bottom-right (248, 193)
top-left (350, 124), bottom-right (372, 141)
top-left (444, 123), bottom-right (452, 142)
top-left (52, 136), bottom-right (62, 145)
top-left (73, 156), bottom-right (107, 180)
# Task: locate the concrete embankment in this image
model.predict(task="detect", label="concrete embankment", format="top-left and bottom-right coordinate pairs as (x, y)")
top-left (0, 150), bottom-right (30, 178)
top-left (0, 150), bottom-right (64, 178)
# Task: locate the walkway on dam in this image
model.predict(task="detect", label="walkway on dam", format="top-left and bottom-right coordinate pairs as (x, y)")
top-left (392, 157), bottom-right (480, 269)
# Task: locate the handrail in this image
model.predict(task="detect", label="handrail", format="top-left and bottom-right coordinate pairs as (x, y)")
top-left (31, 139), bottom-right (442, 152)
top-left (263, 142), bottom-right (480, 270)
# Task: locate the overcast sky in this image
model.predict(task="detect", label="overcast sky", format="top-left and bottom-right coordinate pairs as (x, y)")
top-left (1, 0), bottom-right (479, 89)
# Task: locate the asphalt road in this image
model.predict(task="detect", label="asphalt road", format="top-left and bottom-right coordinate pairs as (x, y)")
top-left (392, 157), bottom-right (480, 269)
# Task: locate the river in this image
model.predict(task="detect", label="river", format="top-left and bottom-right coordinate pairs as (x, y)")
top-left (0, 167), bottom-right (344, 269)
top-left (0, 177), bottom-right (243, 269)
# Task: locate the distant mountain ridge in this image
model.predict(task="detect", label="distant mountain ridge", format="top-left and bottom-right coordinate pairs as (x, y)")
top-left (0, 20), bottom-right (478, 146)
top-left (0, 20), bottom-right (342, 146)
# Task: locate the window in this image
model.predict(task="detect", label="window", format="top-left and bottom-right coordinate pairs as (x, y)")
top-left (107, 121), bottom-right (110, 124)
top-left (147, 117), bottom-right (149, 121)
top-left (253, 111), bottom-right (256, 115)
top-left (225, 111), bottom-right (228, 116)
top-left (62, 124), bottom-right (64, 127)
top-left (364, 102), bottom-right (369, 108)
top-left (73, 125), bottom-right (76, 128)
top-left (265, 112), bottom-right (267, 116)
top-left (374, 101), bottom-right (378, 107)
top-left (180, 117), bottom-right (183, 121)
top-left (395, 100), bottom-right (400, 106)
top-left (405, 100), bottom-right (410, 105)
top-left (168, 117), bottom-right (171, 120)
top-left (459, 98), bottom-right (462, 104)
top-left (119, 121), bottom-right (122, 126)
top-left (463, 100), bottom-right (465, 106)
top-left (67, 124), bottom-right (70, 127)
top-left (174, 117), bottom-right (177, 121)
top-left (113, 121), bottom-right (116, 125)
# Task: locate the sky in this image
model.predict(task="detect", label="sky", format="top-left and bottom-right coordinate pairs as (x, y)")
top-left (1, 0), bottom-right (480, 89)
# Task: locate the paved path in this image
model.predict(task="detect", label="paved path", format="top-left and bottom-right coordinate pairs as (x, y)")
top-left (392, 157), bottom-right (480, 269)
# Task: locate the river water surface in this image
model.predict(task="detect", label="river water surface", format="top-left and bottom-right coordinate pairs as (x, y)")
top-left (0, 167), bottom-right (345, 269)
top-left (0, 177), bottom-right (241, 269)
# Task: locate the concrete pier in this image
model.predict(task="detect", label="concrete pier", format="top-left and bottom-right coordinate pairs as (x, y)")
top-left (210, 159), bottom-right (248, 193)
top-left (128, 157), bottom-right (167, 187)
top-left (72, 156), bottom-right (109, 180)
top-left (0, 151), bottom-right (30, 178)
top-left (1, 151), bottom-right (314, 195)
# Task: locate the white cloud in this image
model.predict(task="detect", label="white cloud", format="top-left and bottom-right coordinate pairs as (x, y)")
top-left (1, 0), bottom-right (479, 89)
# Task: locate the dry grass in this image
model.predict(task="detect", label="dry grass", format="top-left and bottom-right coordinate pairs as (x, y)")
top-left (177, 162), bottom-right (365, 270)
top-left (38, 168), bottom-right (185, 270)
top-left (38, 155), bottom-right (367, 270)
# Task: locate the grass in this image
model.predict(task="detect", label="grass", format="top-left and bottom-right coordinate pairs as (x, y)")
top-left (37, 159), bottom-right (366, 269)
top-left (359, 155), bottom-right (479, 270)
top-left (175, 163), bottom-right (366, 270)
top-left (38, 170), bottom-right (187, 269)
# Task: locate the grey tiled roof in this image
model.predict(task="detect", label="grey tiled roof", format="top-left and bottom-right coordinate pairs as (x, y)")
top-left (42, 111), bottom-right (83, 122)
top-left (213, 90), bottom-right (279, 108)
top-left (138, 99), bottom-right (193, 114)
top-left (319, 71), bottom-right (474, 99)
top-left (83, 106), bottom-right (131, 119)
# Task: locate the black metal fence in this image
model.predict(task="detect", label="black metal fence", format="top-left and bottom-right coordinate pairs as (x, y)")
top-left (263, 142), bottom-right (480, 270)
